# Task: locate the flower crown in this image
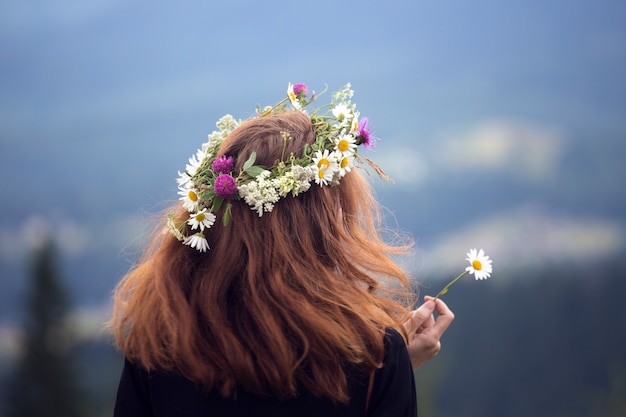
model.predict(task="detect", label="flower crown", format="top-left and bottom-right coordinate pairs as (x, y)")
top-left (168, 82), bottom-right (391, 252)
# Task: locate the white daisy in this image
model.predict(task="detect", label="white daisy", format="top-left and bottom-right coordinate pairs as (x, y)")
top-left (331, 104), bottom-right (352, 124)
top-left (465, 248), bottom-right (493, 280)
top-left (336, 152), bottom-right (355, 178)
top-left (177, 171), bottom-right (192, 187)
top-left (312, 149), bottom-right (339, 186)
top-left (184, 233), bottom-right (210, 252)
top-left (315, 167), bottom-right (335, 186)
top-left (186, 149), bottom-right (205, 176)
top-left (312, 149), bottom-right (338, 171)
top-left (350, 111), bottom-right (360, 134)
top-left (178, 186), bottom-right (200, 211)
top-left (187, 208), bottom-right (216, 231)
top-left (334, 133), bottom-right (357, 157)
top-left (177, 149), bottom-right (206, 187)
top-left (287, 83), bottom-right (302, 110)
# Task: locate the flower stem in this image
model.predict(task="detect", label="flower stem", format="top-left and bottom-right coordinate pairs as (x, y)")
top-left (433, 270), bottom-right (470, 301)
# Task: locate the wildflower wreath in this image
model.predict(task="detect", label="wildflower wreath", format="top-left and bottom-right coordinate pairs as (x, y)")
top-left (168, 82), bottom-right (389, 252)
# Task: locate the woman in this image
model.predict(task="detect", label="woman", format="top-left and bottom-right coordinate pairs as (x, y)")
top-left (110, 83), bottom-right (454, 416)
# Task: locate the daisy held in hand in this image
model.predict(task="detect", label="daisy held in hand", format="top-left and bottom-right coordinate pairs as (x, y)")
top-left (433, 249), bottom-right (493, 301)
top-left (168, 82), bottom-right (388, 252)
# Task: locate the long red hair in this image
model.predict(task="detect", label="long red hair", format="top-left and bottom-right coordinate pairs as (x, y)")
top-left (110, 111), bottom-right (416, 403)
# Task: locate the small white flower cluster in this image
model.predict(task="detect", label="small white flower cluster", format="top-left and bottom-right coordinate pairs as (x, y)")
top-left (205, 114), bottom-right (239, 151)
top-left (279, 165), bottom-right (316, 196)
top-left (239, 165), bottom-right (316, 216)
top-left (237, 170), bottom-right (280, 216)
top-left (168, 82), bottom-right (384, 252)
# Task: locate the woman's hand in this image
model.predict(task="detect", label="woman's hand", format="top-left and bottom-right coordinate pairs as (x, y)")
top-left (403, 296), bottom-right (455, 371)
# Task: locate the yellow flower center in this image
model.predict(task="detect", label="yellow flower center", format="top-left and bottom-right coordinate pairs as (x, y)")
top-left (317, 169), bottom-right (326, 179)
top-left (317, 158), bottom-right (330, 170)
top-left (338, 139), bottom-right (350, 152)
top-left (195, 212), bottom-right (205, 222)
top-left (472, 259), bottom-right (483, 270)
top-left (340, 157), bottom-right (349, 168)
top-left (188, 190), bottom-right (198, 202)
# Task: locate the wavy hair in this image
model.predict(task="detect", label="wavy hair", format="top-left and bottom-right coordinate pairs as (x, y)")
top-left (110, 111), bottom-right (416, 403)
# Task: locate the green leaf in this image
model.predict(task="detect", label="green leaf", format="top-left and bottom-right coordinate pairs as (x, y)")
top-left (211, 196), bottom-right (223, 212)
top-left (202, 190), bottom-right (216, 201)
top-left (223, 203), bottom-right (232, 226)
top-left (440, 288), bottom-right (448, 295)
top-left (242, 152), bottom-right (257, 171)
top-left (244, 165), bottom-right (267, 178)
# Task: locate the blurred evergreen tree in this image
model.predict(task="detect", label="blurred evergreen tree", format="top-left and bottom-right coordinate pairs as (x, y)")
top-left (4, 239), bottom-right (89, 417)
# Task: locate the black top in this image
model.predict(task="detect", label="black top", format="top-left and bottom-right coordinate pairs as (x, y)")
top-left (113, 328), bottom-right (417, 417)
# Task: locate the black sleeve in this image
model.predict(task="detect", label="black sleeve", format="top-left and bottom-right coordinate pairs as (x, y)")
top-left (366, 328), bottom-right (418, 417)
top-left (113, 359), bottom-right (154, 417)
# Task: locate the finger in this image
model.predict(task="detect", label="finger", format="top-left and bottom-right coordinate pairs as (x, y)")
top-left (423, 296), bottom-right (454, 320)
top-left (403, 310), bottom-right (419, 334)
top-left (428, 298), bottom-right (455, 337)
top-left (404, 311), bottom-right (426, 334)
top-left (407, 300), bottom-right (436, 332)
top-left (423, 307), bottom-right (436, 327)
top-left (415, 311), bottom-right (435, 333)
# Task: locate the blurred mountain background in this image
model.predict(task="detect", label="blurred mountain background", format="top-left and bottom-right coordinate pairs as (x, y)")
top-left (1, 0), bottom-right (625, 416)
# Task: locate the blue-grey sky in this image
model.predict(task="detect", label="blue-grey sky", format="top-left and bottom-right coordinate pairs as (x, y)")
top-left (1, 0), bottom-right (625, 304)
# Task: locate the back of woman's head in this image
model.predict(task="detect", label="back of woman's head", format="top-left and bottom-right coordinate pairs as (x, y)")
top-left (112, 104), bottom-right (415, 403)
top-left (206, 111), bottom-right (393, 282)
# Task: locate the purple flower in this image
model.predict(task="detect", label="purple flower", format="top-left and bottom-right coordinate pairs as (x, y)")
top-left (293, 83), bottom-right (308, 99)
top-left (211, 155), bottom-right (234, 174)
top-left (213, 174), bottom-right (238, 199)
top-left (356, 117), bottom-right (378, 150)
